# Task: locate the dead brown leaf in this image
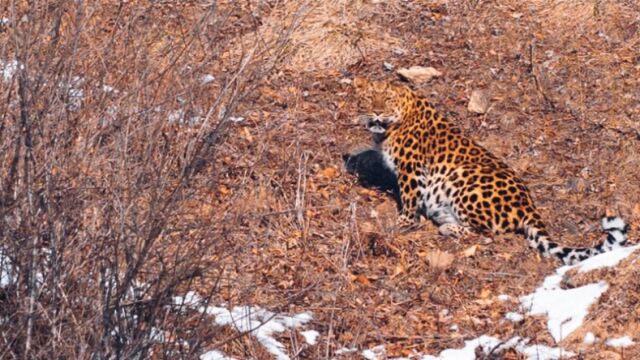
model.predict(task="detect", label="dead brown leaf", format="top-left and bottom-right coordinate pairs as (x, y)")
top-left (424, 250), bottom-right (454, 269)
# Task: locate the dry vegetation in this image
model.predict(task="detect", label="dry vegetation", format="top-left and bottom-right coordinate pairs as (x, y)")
top-left (1, 0), bottom-right (639, 359)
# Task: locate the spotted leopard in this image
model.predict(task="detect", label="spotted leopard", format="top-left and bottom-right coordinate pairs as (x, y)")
top-left (351, 77), bottom-right (629, 265)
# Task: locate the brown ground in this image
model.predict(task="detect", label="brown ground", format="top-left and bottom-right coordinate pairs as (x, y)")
top-left (203, 1), bottom-right (640, 358)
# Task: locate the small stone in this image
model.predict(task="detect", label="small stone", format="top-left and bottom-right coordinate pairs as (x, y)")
top-left (383, 61), bottom-right (394, 71)
top-left (468, 89), bottom-right (491, 114)
top-left (396, 66), bottom-right (442, 83)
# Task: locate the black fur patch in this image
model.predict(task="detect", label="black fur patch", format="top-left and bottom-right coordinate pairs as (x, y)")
top-left (344, 149), bottom-right (400, 205)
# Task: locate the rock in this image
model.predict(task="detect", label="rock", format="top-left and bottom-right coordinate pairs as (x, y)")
top-left (468, 89), bottom-right (491, 114)
top-left (383, 61), bottom-right (394, 71)
top-left (396, 66), bottom-right (442, 83)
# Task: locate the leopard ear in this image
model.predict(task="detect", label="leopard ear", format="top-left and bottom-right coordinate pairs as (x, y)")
top-left (352, 77), bottom-right (369, 92)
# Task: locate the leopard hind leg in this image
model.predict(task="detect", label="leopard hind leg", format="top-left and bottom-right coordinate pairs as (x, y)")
top-left (430, 209), bottom-right (471, 237)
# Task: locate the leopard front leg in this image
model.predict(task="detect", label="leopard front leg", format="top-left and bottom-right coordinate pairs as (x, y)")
top-left (395, 165), bottom-right (425, 233)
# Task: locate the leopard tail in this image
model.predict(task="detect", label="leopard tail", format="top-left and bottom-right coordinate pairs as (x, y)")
top-left (522, 216), bottom-right (629, 265)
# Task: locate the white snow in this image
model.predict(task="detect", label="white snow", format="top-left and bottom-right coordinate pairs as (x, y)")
top-left (497, 294), bottom-right (510, 302)
top-left (1, 60), bottom-right (21, 82)
top-left (419, 336), bottom-right (574, 360)
top-left (300, 330), bottom-right (319, 345)
top-left (520, 280), bottom-right (608, 342)
top-left (519, 244), bottom-right (639, 342)
top-left (200, 350), bottom-right (237, 360)
top-left (420, 335), bottom-right (503, 360)
top-left (201, 74), bottom-right (215, 84)
top-left (519, 344), bottom-right (575, 360)
top-left (0, 247), bottom-right (16, 288)
top-left (174, 291), bottom-right (315, 360)
top-left (168, 110), bottom-right (185, 124)
top-left (335, 347), bottom-right (357, 355)
top-left (362, 345), bottom-right (385, 360)
top-left (576, 244), bottom-right (640, 273)
top-left (583, 332), bottom-right (596, 344)
top-left (505, 312), bottom-right (524, 322)
top-left (167, 110), bottom-right (203, 126)
top-left (606, 336), bottom-right (635, 348)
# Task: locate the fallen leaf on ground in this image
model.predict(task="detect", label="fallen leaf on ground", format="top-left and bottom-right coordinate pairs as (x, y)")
top-left (424, 250), bottom-right (454, 269)
top-left (462, 244), bottom-right (478, 257)
top-left (318, 166), bottom-right (339, 178)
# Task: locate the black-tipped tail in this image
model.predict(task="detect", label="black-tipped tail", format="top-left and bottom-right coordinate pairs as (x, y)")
top-left (525, 216), bottom-right (629, 265)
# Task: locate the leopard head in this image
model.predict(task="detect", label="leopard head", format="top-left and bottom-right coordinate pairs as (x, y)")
top-left (353, 77), bottom-right (415, 133)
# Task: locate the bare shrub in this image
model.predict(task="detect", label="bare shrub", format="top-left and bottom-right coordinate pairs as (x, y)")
top-left (0, 1), bottom-right (306, 358)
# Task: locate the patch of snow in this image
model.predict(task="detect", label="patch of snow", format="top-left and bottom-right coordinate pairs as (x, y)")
top-left (229, 116), bottom-right (245, 123)
top-left (606, 336), bottom-right (635, 348)
top-left (300, 330), bottom-right (319, 345)
top-left (201, 74), bottom-right (215, 84)
top-left (520, 244), bottom-right (639, 342)
top-left (0, 247), bottom-right (16, 288)
top-left (420, 336), bottom-right (574, 360)
top-left (200, 350), bottom-right (237, 360)
top-left (102, 85), bottom-right (117, 93)
top-left (505, 312), bottom-right (524, 322)
top-left (521, 280), bottom-right (608, 342)
top-left (174, 290), bottom-right (203, 306)
top-left (421, 335), bottom-right (503, 360)
top-left (583, 332), bottom-right (596, 344)
top-left (174, 291), bottom-right (315, 360)
top-left (168, 110), bottom-right (185, 124)
top-left (497, 294), bottom-right (510, 302)
top-left (335, 347), bottom-right (357, 355)
top-left (167, 110), bottom-right (203, 126)
top-left (362, 345), bottom-right (385, 360)
top-left (449, 324), bottom-right (459, 331)
top-left (520, 344), bottom-right (574, 360)
top-left (576, 244), bottom-right (640, 273)
top-left (1, 18), bottom-right (8, 25)
top-left (1, 60), bottom-right (22, 82)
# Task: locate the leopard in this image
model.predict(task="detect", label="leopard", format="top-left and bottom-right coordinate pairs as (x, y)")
top-left (350, 77), bottom-right (630, 265)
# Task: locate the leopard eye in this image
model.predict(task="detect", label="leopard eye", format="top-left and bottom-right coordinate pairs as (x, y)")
top-left (358, 97), bottom-right (371, 109)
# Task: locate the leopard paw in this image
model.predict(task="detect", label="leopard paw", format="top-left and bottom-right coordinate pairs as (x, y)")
top-left (438, 223), bottom-right (470, 238)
